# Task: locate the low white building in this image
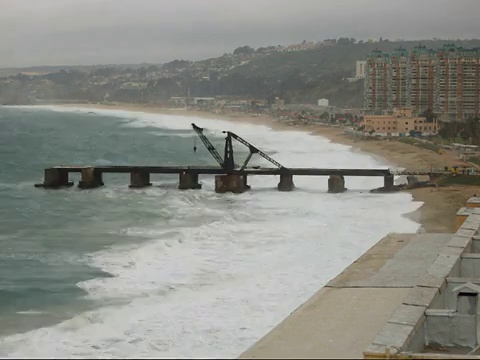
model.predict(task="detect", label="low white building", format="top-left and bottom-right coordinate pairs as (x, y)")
top-left (318, 98), bottom-right (329, 107)
top-left (356, 60), bottom-right (366, 79)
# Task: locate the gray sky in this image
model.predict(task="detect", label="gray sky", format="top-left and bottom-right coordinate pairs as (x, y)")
top-left (1, 0), bottom-right (479, 68)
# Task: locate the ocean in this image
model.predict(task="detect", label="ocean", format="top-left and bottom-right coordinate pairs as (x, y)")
top-left (0, 105), bottom-right (421, 358)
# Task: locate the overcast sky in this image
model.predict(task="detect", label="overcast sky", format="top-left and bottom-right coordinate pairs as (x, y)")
top-left (1, 0), bottom-right (479, 68)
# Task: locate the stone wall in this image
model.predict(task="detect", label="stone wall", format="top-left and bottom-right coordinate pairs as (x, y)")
top-left (364, 202), bottom-right (480, 358)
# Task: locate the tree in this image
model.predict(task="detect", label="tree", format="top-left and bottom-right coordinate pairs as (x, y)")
top-left (136, 67), bottom-right (147, 77)
top-left (233, 46), bottom-right (255, 56)
top-left (91, 67), bottom-right (117, 77)
top-left (147, 65), bottom-right (159, 72)
top-left (420, 108), bottom-right (437, 122)
top-left (465, 117), bottom-right (480, 145)
top-left (337, 37), bottom-right (351, 45)
top-left (460, 129), bottom-right (470, 143)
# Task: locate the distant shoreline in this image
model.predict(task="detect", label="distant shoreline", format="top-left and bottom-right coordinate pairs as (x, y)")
top-left (53, 102), bottom-right (477, 234)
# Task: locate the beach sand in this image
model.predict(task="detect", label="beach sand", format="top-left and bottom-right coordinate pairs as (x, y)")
top-left (58, 103), bottom-right (478, 233)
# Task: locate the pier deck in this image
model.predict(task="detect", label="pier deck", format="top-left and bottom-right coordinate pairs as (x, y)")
top-left (35, 165), bottom-right (451, 193)
top-left (44, 165), bottom-right (393, 176)
top-left (35, 165), bottom-right (400, 193)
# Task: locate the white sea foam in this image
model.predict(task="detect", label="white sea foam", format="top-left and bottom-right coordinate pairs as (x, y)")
top-left (0, 106), bottom-right (422, 358)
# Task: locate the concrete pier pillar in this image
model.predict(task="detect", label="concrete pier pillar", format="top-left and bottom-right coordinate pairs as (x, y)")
top-left (215, 174), bottom-right (248, 193)
top-left (384, 175), bottom-right (395, 190)
top-left (328, 175), bottom-right (346, 193)
top-left (35, 168), bottom-right (73, 188)
top-left (78, 167), bottom-right (104, 189)
top-left (178, 172), bottom-right (202, 190)
top-left (278, 174), bottom-right (295, 192)
top-left (129, 170), bottom-right (152, 188)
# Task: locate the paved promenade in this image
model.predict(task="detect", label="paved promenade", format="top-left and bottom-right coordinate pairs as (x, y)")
top-left (240, 233), bottom-right (452, 359)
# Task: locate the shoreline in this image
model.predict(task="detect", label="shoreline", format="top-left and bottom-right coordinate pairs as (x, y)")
top-left (14, 102), bottom-right (477, 357)
top-left (55, 102), bottom-right (477, 234)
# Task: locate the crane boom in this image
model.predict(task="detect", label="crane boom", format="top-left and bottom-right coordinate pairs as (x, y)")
top-left (191, 123), bottom-right (286, 171)
top-left (225, 131), bottom-right (286, 169)
top-left (191, 123), bottom-right (224, 167)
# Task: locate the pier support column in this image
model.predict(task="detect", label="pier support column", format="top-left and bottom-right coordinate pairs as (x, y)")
top-left (35, 168), bottom-right (73, 188)
top-left (277, 174), bottom-right (295, 192)
top-left (129, 170), bottom-right (152, 188)
top-left (328, 175), bottom-right (346, 193)
top-left (78, 167), bottom-right (104, 189)
top-left (215, 175), bottom-right (248, 193)
top-left (384, 175), bottom-right (395, 190)
top-left (178, 172), bottom-right (202, 190)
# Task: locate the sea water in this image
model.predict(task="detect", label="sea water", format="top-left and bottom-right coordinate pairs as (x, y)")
top-left (0, 106), bottom-right (420, 358)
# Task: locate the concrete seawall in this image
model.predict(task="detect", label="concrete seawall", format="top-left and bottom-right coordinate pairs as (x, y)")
top-left (240, 198), bottom-right (480, 359)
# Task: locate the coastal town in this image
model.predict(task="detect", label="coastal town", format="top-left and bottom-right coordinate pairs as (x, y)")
top-left (4, 28), bottom-right (480, 359)
top-left (3, 39), bottom-right (480, 152)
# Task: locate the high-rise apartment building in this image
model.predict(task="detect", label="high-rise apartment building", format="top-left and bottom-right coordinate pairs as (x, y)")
top-left (436, 44), bottom-right (480, 120)
top-left (364, 44), bottom-right (480, 120)
top-left (389, 47), bottom-right (410, 110)
top-left (364, 50), bottom-right (389, 113)
top-left (409, 45), bottom-right (436, 115)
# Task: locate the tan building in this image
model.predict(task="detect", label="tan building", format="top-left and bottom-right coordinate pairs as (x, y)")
top-left (363, 108), bottom-right (439, 135)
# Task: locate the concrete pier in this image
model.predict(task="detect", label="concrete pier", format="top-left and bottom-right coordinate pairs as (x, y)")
top-left (78, 167), bottom-right (104, 189)
top-left (277, 174), bottom-right (295, 192)
top-left (215, 174), bottom-right (248, 193)
top-left (35, 165), bottom-right (408, 193)
top-left (129, 170), bottom-right (152, 188)
top-left (35, 168), bottom-right (73, 188)
top-left (384, 175), bottom-right (395, 190)
top-left (328, 175), bottom-right (346, 193)
top-left (178, 172), bottom-right (202, 190)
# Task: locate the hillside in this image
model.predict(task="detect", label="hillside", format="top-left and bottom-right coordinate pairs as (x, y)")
top-left (1, 39), bottom-right (480, 107)
top-left (220, 39), bottom-right (480, 107)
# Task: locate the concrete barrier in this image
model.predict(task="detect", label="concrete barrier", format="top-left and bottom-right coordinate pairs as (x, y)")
top-left (364, 201), bottom-right (480, 358)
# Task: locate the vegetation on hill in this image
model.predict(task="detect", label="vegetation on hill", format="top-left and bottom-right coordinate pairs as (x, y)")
top-left (1, 38), bottom-right (480, 107)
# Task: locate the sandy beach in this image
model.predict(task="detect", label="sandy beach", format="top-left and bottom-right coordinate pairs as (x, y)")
top-left (59, 103), bottom-right (478, 234)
